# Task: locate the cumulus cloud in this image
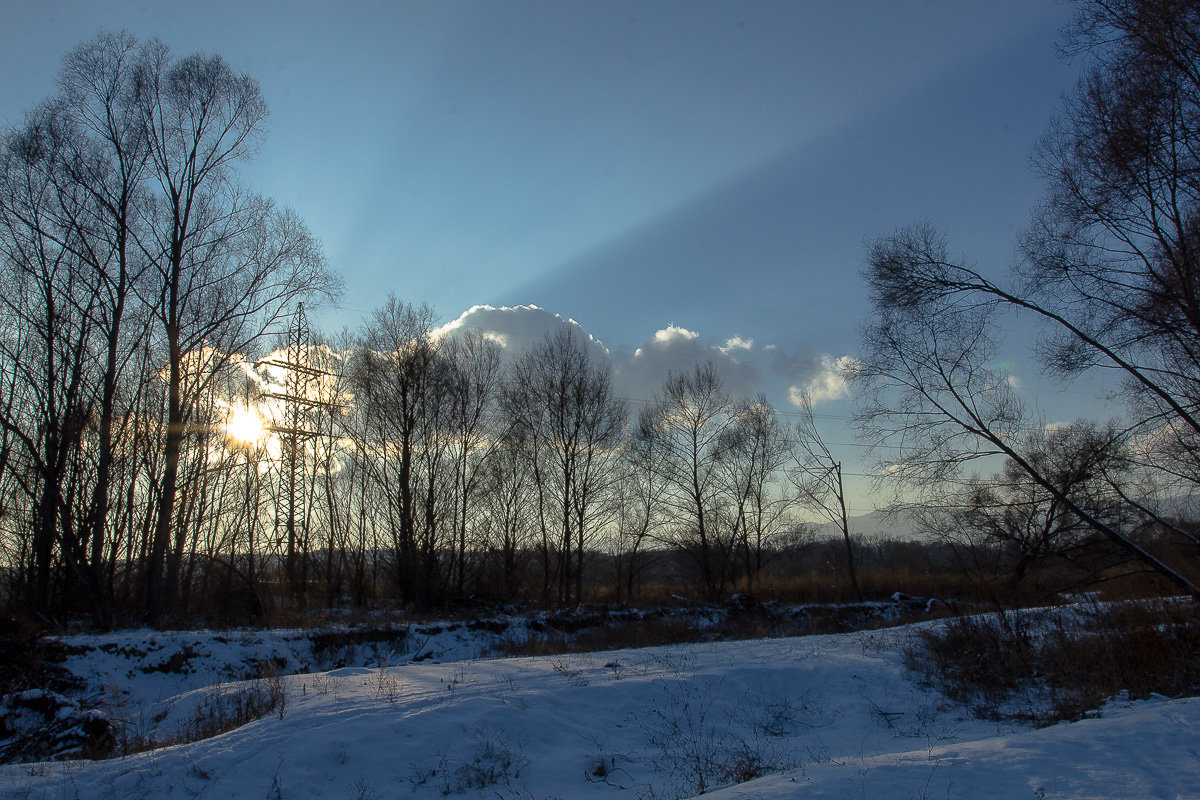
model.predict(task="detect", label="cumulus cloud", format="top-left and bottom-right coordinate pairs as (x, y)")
top-left (787, 355), bottom-right (859, 406)
top-left (614, 324), bottom-right (767, 401)
top-left (718, 336), bottom-right (753, 354)
top-left (431, 305), bottom-right (856, 409)
top-left (431, 304), bottom-right (609, 361)
top-left (613, 324), bottom-right (855, 407)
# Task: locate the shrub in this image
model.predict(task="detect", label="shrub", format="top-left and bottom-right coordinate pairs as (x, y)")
top-left (907, 599), bottom-right (1200, 725)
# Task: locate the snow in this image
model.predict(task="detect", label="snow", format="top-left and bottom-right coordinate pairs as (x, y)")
top-left (3, 621), bottom-right (1198, 800)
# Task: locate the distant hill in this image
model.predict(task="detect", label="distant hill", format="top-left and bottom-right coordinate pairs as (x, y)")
top-left (811, 509), bottom-right (923, 541)
top-left (811, 494), bottom-right (1200, 542)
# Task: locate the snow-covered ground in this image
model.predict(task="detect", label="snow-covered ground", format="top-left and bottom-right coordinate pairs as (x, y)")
top-left (3, 620), bottom-right (1198, 800)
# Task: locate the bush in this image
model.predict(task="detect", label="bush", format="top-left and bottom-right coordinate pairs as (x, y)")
top-left (907, 599), bottom-right (1200, 725)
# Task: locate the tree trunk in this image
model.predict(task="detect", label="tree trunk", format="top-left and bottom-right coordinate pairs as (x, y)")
top-left (146, 326), bottom-right (182, 626)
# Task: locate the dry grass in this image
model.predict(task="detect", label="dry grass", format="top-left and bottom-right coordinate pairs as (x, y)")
top-left (745, 568), bottom-right (986, 605)
top-left (494, 616), bottom-right (710, 656)
top-left (491, 600), bottom-right (946, 658)
top-left (906, 599), bottom-right (1200, 725)
top-left (118, 662), bottom-right (287, 755)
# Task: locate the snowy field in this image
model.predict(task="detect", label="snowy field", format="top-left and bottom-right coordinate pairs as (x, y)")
top-left (2, 619), bottom-right (1198, 800)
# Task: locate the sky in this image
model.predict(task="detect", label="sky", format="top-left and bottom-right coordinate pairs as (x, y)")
top-left (0, 1), bottom-right (1095, 512)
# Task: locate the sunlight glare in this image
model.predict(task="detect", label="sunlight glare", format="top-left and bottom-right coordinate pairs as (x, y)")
top-left (226, 405), bottom-right (266, 445)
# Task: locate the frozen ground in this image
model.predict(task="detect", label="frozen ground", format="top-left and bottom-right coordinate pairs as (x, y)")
top-left (2, 619), bottom-right (1198, 800)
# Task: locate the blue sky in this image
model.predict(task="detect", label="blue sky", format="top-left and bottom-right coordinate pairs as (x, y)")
top-left (1, 1), bottom-right (1096, 510)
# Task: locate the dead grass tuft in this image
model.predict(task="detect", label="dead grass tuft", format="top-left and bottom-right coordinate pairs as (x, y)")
top-left (119, 661), bottom-right (287, 755)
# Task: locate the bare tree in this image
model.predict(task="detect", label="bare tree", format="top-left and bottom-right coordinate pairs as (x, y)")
top-left (0, 34), bottom-right (341, 623)
top-left (610, 435), bottom-right (665, 603)
top-left (943, 421), bottom-right (1137, 594)
top-left (443, 330), bottom-right (504, 595)
top-left (302, 333), bottom-right (354, 608)
top-left (476, 433), bottom-right (535, 600)
top-left (859, 223), bottom-right (1199, 596)
top-left (352, 297), bottom-right (440, 607)
top-left (134, 39), bottom-right (340, 624)
top-left (49, 32), bottom-right (157, 628)
top-left (858, 1), bottom-right (1200, 595)
top-left (790, 391), bottom-right (862, 599)
top-left (719, 395), bottom-right (794, 592)
top-left (0, 120), bottom-right (101, 618)
top-left (635, 363), bottom-right (736, 599)
top-left (503, 328), bottom-right (625, 605)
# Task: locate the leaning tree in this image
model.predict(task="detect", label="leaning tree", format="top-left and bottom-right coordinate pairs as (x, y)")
top-left (857, 0), bottom-right (1200, 597)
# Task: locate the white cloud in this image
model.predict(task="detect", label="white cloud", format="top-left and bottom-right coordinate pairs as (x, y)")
top-left (719, 336), bottom-right (753, 355)
top-left (787, 355), bottom-right (858, 406)
top-left (654, 324), bottom-right (699, 344)
top-left (617, 325), bottom-right (765, 401)
top-left (481, 331), bottom-right (509, 347)
top-left (1126, 417), bottom-right (1190, 462)
top-left (430, 304), bottom-right (608, 360)
top-left (635, 324), bottom-right (698, 358)
top-left (432, 306), bottom-right (859, 411)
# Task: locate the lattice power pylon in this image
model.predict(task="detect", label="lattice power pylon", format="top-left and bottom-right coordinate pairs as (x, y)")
top-left (258, 303), bottom-right (336, 600)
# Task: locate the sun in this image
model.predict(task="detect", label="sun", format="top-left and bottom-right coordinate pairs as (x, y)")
top-left (225, 405), bottom-right (266, 445)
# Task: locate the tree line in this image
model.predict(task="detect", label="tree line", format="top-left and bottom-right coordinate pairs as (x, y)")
top-left (0, 31), bottom-right (853, 625)
top-left (0, 32), bottom-right (335, 626)
top-left (4, 0), bottom-right (1199, 627)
